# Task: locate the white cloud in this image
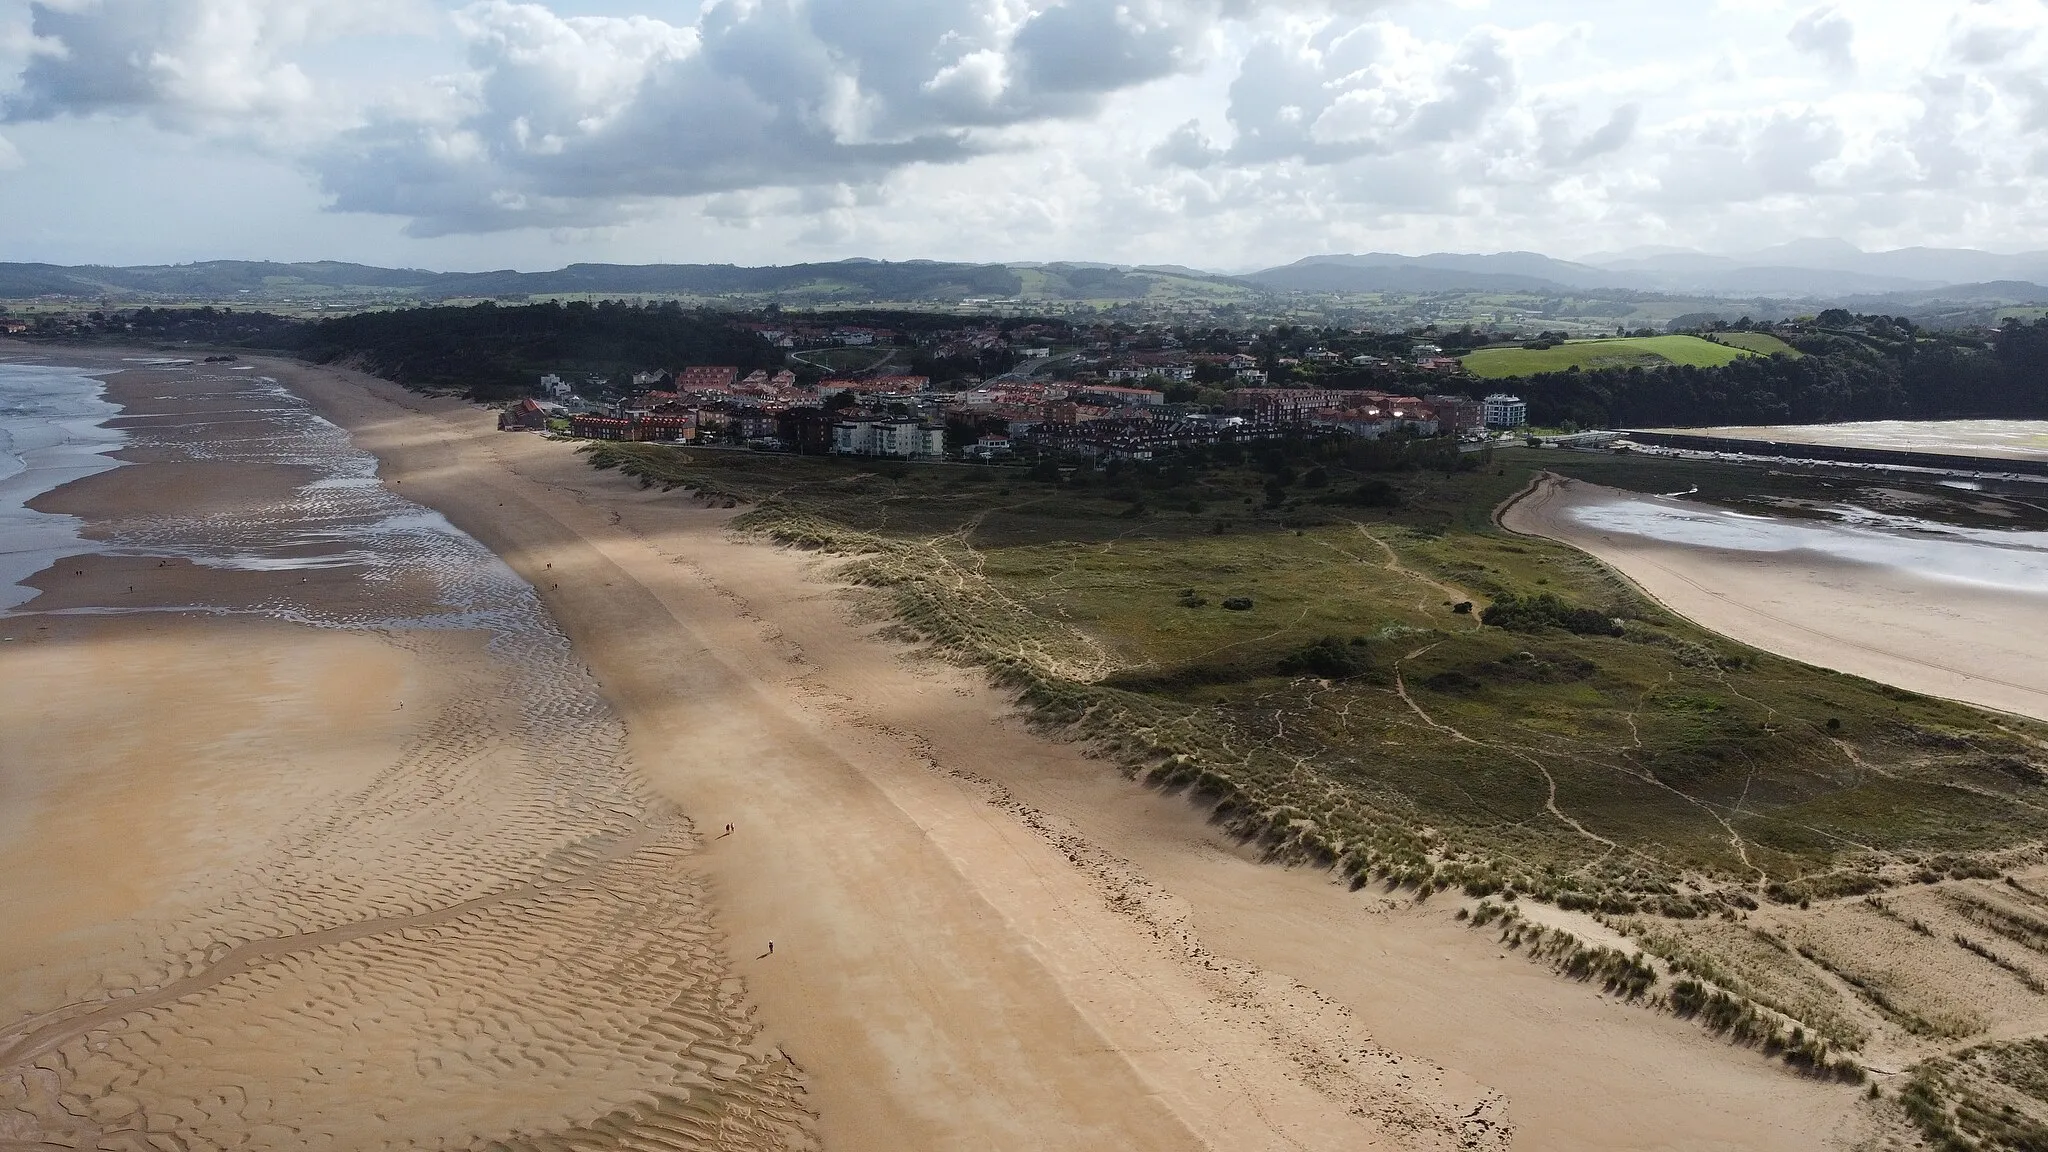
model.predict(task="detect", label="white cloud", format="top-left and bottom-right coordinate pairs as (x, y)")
top-left (1787, 6), bottom-right (1856, 76)
top-left (4, 0), bottom-right (423, 141)
top-left (311, 0), bottom-right (1298, 234)
top-left (5, 0), bottom-right (2048, 262)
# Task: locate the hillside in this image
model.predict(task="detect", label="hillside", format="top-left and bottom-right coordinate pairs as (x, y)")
top-left (0, 259), bottom-right (1251, 308)
top-left (1711, 331), bottom-right (1802, 357)
top-left (1463, 336), bottom-right (1757, 379)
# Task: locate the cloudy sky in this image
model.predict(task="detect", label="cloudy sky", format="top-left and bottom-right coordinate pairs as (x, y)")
top-left (2, 0), bottom-right (2046, 271)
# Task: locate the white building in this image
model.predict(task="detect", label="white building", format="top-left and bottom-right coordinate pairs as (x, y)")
top-left (540, 374), bottom-right (573, 400)
top-left (831, 419), bottom-right (948, 460)
top-left (1482, 394), bottom-right (1529, 429)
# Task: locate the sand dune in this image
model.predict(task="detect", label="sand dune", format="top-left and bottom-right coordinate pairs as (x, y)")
top-left (271, 359), bottom-right (1867, 1151)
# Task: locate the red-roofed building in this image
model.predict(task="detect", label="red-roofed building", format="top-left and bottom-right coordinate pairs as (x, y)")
top-left (498, 398), bottom-right (549, 431)
top-left (676, 366), bottom-right (739, 393)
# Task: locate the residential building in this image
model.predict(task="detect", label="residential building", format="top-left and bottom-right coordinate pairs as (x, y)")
top-left (499, 398), bottom-right (550, 431)
top-left (570, 412), bottom-right (695, 442)
top-left (963, 436), bottom-right (1014, 461)
top-left (676, 365), bottom-right (739, 393)
top-left (776, 407), bottom-right (834, 454)
top-left (1482, 394), bottom-right (1529, 429)
top-left (831, 419), bottom-right (947, 460)
top-left (1074, 383), bottom-right (1166, 408)
top-left (1424, 395), bottom-right (1485, 436)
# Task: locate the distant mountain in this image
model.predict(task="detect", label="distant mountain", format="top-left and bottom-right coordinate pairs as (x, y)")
top-left (11, 249), bottom-right (2047, 314)
top-left (1582, 240), bottom-right (2048, 294)
top-left (1253, 251), bottom-right (1642, 293)
top-left (1245, 262), bottom-right (1566, 294)
top-left (1840, 280), bottom-right (2048, 307)
top-left (0, 259), bottom-right (1257, 306)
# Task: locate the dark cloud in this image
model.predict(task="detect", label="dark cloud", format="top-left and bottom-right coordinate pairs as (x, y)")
top-left (6, 1), bottom-right (167, 121)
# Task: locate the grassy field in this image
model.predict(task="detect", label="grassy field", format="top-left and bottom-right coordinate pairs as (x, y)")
top-left (1709, 331), bottom-right (1802, 358)
top-left (583, 437), bottom-right (2048, 1117)
top-left (581, 441), bottom-right (2046, 902)
top-left (1463, 335), bottom-right (1758, 379)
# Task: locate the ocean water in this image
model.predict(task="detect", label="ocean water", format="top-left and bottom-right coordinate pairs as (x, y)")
top-left (1571, 495), bottom-right (2048, 597)
top-left (0, 361), bottom-right (126, 610)
top-left (0, 362), bottom-right (556, 645)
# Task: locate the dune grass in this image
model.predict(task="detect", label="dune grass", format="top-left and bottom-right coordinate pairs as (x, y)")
top-left (1463, 335), bottom-right (1758, 379)
top-left (584, 438), bottom-right (2048, 1124)
top-left (582, 439), bottom-right (2048, 918)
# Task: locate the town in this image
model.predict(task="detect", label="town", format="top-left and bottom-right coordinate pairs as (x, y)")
top-left (498, 318), bottom-right (1530, 460)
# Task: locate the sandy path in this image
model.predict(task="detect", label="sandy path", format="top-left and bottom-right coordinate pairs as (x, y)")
top-left (1502, 473), bottom-right (2048, 724)
top-left (276, 360), bottom-right (1868, 1152)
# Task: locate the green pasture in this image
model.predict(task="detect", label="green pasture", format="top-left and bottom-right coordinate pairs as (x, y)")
top-left (1709, 331), bottom-right (1802, 358)
top-left (1463, 335), bottom-right (1759, 379)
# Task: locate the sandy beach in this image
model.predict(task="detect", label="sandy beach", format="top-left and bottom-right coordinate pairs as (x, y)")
top-left (1503, 473), bottom-right (2048, 724)
top-left (1, 347), bottom-right (1872, 1150)
top-left (1645, 420), bottom-right (2048, 465)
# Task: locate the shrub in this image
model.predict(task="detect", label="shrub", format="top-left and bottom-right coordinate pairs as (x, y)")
top-left (1481, 592), bottom-right (1623, 636)
top-left (1315, 480), bottom-right (1402, 508)
top-left (1278, 636), bottom-right (1370, 679)
top-left (1222, 597), bottom-right (1254, 611)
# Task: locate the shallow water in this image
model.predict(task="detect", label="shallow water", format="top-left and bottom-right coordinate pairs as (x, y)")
top-left (1571, 494), bottom-right (2048, 597)
top-left (0, 361), bottom-right (125, 610)
top-left (1680, 419), bottom-right (2048, 461)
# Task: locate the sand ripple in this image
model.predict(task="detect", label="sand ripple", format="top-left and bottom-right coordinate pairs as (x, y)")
top-left (0, 368), bottom-right (812, 1151)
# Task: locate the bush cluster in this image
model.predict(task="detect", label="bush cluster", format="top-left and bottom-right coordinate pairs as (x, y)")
top-left (1481, 592), bottom-right (1623, 636)
top-left (1277, 636), bottom-right (1371, 680)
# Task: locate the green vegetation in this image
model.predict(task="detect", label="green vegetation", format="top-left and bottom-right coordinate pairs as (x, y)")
top-left (583, 436), bottom-right (2048, 1132)
top-left (580, 440), bottom-right (2048, 920)
top-left (1711, 330), bottom-right (1803, 358)
top-left (1901, 1040), bottom-right (2048, 1151)
top-left (297, 300), bottom-right (782, 400)
top-left (1462, 335), bottom-right (1757, 379)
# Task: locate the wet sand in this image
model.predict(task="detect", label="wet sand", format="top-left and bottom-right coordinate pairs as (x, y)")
top-left (1503, 473), bottom-right (2048, 724)
top-left (257, 356), bottom-right (1867, 1151)
top-left (1, 353), bottom-right (808, 1149)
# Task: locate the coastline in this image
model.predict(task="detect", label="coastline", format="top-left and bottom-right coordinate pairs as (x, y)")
top-left (257, 352), bottom-right (1867, 1151)
top-left (0, 348), bottom-right (810, 1150)
top-left (1501, 472), bottom-right (2048, 725)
